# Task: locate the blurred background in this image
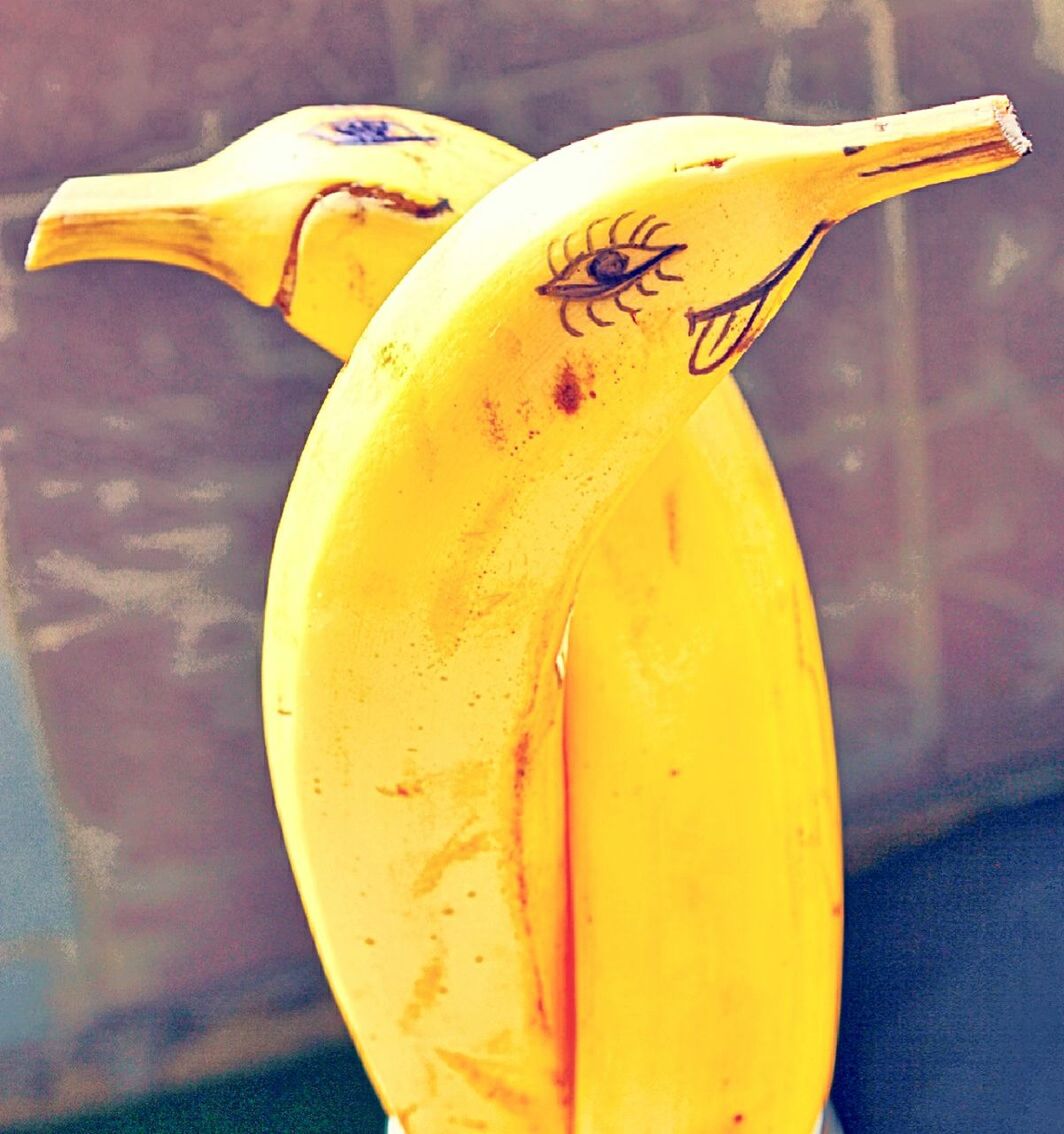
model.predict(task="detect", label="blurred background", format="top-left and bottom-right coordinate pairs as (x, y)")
top-left (0, 0), bottom-right (1061, 1130)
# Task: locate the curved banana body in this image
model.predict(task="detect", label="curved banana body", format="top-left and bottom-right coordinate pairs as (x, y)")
top-left (565, 384), bottom-right (840, 1130)
top-left (27, 99), bottom-right (1028, 1132)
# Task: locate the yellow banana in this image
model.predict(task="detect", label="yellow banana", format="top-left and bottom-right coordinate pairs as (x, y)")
top-left (26, 98), bottom-right (1028, 1133)
top-left (565, 393), bottom-right (841, 1131)
top-left (26, 106), bottom-right (528, 359)
top-left (263, 98), bottom-right (1024, 1134)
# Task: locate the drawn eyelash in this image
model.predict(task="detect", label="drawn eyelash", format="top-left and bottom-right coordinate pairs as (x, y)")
top-left (684, 220), bottom-right (832, 376)
top-left (536, 213), bottom-right (687, 338)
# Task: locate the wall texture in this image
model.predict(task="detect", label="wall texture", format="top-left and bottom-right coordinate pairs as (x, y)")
top-left (0, 0), bottom-right (1061, 1122)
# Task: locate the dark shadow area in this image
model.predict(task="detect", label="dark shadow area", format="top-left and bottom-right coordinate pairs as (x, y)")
top-left (4, 1044), bottom-right (384, 1134)
top-left (834, 794), bottom-right (1064, 1133)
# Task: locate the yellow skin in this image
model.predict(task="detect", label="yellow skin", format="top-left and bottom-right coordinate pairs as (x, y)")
top-left (28, 100), bottom-right (1027, 1133)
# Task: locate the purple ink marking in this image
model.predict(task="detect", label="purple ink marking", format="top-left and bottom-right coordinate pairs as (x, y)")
top-left (313, 118), bottom-right (437, 146)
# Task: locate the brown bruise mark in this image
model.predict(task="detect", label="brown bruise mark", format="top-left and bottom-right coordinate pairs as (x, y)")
top-left (510, 732), bottom-right (550, 1033)
top-left (434, 1047), bottom-right (534, 1114)
top-left (675, 155), bottom-right (733, 171)
top-left (858, 138), bottom-right (1015, 178)
top-left (553, 363), bottom-right (584, 415)
top-left (482, 397), bottom-right (506, 447)
top-left (512, 734), bottom-right (531, 918)
top-left (399, 956), bottom-right (446, 1031)
top-left (32, 208), bottom-right (244, 289)
top-left (832, 900), bottom-right (843, 917)
top-left (411, 826), bottom-right (491, 899)
top-left (790, 581), bottom-right (823, 687)
top-left (664, 489), bottom-right (680, 563)
top-left (376, 781), bottom-right (424, 798)
top-left (842, 144), bottom-right (866, 156)
top-left (558, 713), bottom-right (576, 1113)
top-left (274, 182), bottom-right (452, 314)
top-left (378, 341), bottom-right (402, 369)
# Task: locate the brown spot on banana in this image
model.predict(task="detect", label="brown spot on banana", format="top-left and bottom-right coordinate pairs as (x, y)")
top-left (508, 731), bottom-right (550, 1035)
top-left (411, 825), bottom-right (492, 899)
top-left (857, 138), bottom-right (1027, 177)
top-left (664, 488), bottom-right (680, 563)
top-left (482, 397), bottom-right (506, 447)
top-left (400, 955), bottom-right (447, 1032)
top-left (434, 1047), bottom-right (535, 1114)
top-left (376, 781), bottom-right (424, 798)
top-left (553, 363), bottom-right (584, 414)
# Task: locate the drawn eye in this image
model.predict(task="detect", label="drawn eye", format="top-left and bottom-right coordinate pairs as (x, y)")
top-left (308, 118), bottom-right (437, 146)
top-left (536, 213), bottom-right (686, 338)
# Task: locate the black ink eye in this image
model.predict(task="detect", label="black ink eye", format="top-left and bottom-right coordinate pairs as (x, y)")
top-left (308, 118), bottom-right (437, 146)
top-left (589, 249), bottom-right (629, 283)
top-left (536, 213), bottom-right (686, 338)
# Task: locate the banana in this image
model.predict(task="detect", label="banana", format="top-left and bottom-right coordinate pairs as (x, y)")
top-left (260, 98), bottom-right (1025, 1134)
top-left (564, 389), bottom-right (841, 1131)
top-left (25, 106), bottom-right (529, 359)
top-left (26, 98), bottom-right (1028, 1133)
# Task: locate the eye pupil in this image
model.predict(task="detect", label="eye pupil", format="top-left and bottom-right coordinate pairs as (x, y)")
top-left (331, 118), bottom-right (394, 143)
top-left (589, 249), bottom-right (630, 282)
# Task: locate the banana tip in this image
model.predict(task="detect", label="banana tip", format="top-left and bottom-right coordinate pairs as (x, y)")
top-left (24, 223), bottom-right (49, 271)
top-left (993, 97), bottom-right (1032, 157)
top-left (23, 183), bottom-right (74, 271)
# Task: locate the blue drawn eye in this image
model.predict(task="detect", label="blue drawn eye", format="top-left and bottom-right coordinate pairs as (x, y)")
top-left (537, 213), bottom-right (686, 338)
top-left (309, 118), bottom-right (438, 146)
